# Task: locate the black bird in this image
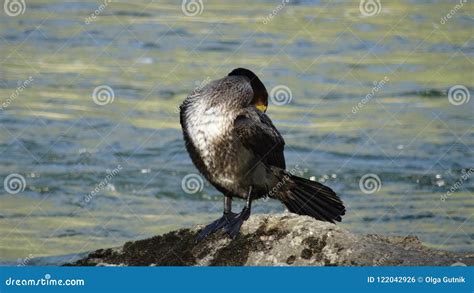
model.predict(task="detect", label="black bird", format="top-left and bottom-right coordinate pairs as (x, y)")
top-left (180, 68), bottom-right (345, 242)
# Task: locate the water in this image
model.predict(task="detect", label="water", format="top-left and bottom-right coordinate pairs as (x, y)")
top-left (1, 1), bottom-right (473, 263)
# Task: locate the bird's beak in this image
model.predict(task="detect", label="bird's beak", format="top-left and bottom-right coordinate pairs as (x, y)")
top-left (255, 103), bottom-right (267, 113)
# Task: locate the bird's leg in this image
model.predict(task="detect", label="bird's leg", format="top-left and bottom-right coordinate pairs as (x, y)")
top-left (195, 196), bottom-right (237, 243)
top-left (224, 195), bottom-right (232, 215)
top-left (223, 186), bottom-right (253, 238)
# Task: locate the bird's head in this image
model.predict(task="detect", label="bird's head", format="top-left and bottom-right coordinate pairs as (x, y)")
top-left (228, 68), bottom-right (268, 113)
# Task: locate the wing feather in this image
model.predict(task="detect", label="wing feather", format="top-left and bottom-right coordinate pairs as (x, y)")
top-left (233, 110), bottom-right (286, 169)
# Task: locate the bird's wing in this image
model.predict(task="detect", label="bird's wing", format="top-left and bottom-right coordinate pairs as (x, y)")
top-left (233, 109), bottom-right (286, 169)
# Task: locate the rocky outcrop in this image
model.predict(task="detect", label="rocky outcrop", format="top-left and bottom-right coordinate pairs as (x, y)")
top-left (67, 213), bottom-right (473, 266)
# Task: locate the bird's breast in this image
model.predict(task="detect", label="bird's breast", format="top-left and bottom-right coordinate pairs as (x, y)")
top-left (185, 104), bottom-right (233, 167)
top-left (182, 99), bottom-right (261, 197)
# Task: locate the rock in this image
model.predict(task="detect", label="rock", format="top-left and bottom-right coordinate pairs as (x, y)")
top-left (66, 213), bottom-right (473, 266)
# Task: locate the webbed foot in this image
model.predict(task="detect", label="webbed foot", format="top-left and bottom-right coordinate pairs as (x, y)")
top-left (195, 212), bottom-right (237, 243)
top-left (223, 206), bottom-right (251, 239)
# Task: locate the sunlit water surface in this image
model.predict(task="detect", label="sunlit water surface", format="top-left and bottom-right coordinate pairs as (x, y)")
top-left (0, 0), bottom-right (473, 263)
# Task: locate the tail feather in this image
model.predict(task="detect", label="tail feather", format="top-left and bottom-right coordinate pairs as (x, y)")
top-left (290, 189), bottom-right (338, 222)
top-left (275, 173), bottom-right (345, 223)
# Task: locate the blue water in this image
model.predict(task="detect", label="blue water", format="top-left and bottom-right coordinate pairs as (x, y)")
top-left (0, 0), bottom-right (472, 262)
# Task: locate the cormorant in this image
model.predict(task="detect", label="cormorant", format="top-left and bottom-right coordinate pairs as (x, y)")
top-left (179, 68), bottom-right (345, 242)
